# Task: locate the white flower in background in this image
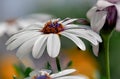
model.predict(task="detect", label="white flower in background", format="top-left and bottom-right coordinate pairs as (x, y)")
top-left (6, 18), bottom-right (102, 58)
top-left (87, 0), bottom-right (120, 32)
top-left (0, 13), bottom-right (53, 37)
top-left (0, 19), bottom-right (20, 37)
top-left (25, 69), bottom-right (89, 79)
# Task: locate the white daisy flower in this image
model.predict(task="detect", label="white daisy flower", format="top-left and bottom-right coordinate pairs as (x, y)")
top-left (0, 19), bottom-right (20, 37)
top-left (0, 13), bottom-right (53, 37)
top-left (6, 18), bottom-right (102, 58)
top-left (87, 0), bottom-right (120, 32)
top-left (25, 69), bottom-right (89, 79)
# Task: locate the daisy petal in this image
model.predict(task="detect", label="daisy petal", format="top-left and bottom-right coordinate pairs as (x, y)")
top-left (90, 11), bottom-right (107, 32)
top-left (47, 34), bottom-right (60, 58)
top-left (16, 37), bottom-right (38, 59)
top-left (61, 31), bottom-right (86, 51)
top-left (6, 31), bottom-right (35, 45)
top-left (87, 6), bottom-right (97, 20)
top-left (58, 18), bottom-right (71, 23)
top-left (92, 45), bottom-right (99, 56)
top-left (32, 35), bottom-right (48, 59)
top-left (116, 4), bottom-right (120, 17)
top-left (62, 19), bottom-right (78, 25)
top-left (86, 30), bottom-right (102, 42)
top-left (25, 24), bottom-right (43, 29)
top-left (50, 69), bottom-right (76, 78)
top-left (65, 29), bottom-right (98, 45)
top-left (0, 23), bottom-right (7, 37)
top-left (55, 76), bottom-right (88, 79)
top-left (29, 70), bottom-right (40, 77)
top-left (24, 77), bottom-right (31, 79)
top-left (97, 0), bottom-right (113, 10)
top-left (64, 24), bottom-right (90, 29)
top-left (7, 32), bottom-right (41, 50)
top-left (116, 18), bottom-right (120, 31)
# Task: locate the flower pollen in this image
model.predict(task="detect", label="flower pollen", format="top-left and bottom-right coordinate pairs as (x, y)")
top-left (41, 20), bottom-right (64, 34)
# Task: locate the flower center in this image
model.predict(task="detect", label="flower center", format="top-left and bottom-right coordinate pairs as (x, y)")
top-left (41, 20), bottom-right (64, 34)
top-left (33, 75), bottom-right (51, 79)
top-left (6, 19), bottom-right (16, 25)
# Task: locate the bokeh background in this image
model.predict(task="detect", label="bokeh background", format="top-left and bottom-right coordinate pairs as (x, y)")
top-left (0, 0), bottom-right (120, 79)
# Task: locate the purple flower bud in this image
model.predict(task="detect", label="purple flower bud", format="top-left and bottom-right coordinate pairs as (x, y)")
top-left (102, 5), bottom-right (118, 33)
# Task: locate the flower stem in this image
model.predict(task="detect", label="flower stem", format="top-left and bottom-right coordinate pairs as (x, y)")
top-left (102, 30), bottom-right (114, 79)
top-left (106, 36), bottom-right (110, 79)
top-left (56, 57), bottom-right (61, 71)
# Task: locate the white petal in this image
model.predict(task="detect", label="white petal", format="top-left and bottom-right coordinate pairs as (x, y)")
top-left (65, 29), bottom-right (98, 45)
top-left (47, 34), bottom-right (60, 58)
top-left (87, 6), bottom-right (98, 20)
top-left (16, 37), bottom-right (38, 59)
top-left (58, 18), bottom-right (71, 23)
top-left (51, 69), bottom-right (76, 78)
top-left (7, 32), bottom-right (41, 50)
top-left (62, 19), bottom-right (78, 25)
top-left (116, 18), bottom-right (120, 31)
top-left (0, 23), bottom-right (7, 37)
top-left (23, 24), bottom-right (44, 30)
top-left (32, 35), bottom-right (48, 59)
top-left (64, 24), bottom-right (90, 29)
top-left (96, 0), bottom-right (114, 10)
top-left (86, 30), bottom-right (102, 42)
top-left (92, 45), bottom-right (99, 56)
top-left (29, 70), bottom-right (40, 76)
top-left (55, 76), bottom-right (88, 79)
top-left (116, 4), bottom-right (120, 17)
top-left (24, 77), bottom-right (31, 79)
top-left (60, 31), bottom-right (86, 51)
top-left (90, 11), bottom-right (107, 32)
top-left (6, 31), bottom-right (35, 45)
top-left (6, 26), bottom-right (19, 36)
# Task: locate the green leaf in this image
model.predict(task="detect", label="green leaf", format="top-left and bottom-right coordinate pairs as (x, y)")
top-left (24, 67), bottom-right (33, 77)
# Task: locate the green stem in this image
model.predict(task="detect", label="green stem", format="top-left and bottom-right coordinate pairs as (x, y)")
top-left (106, 36), bottom-right (110, 79)
top-left (102, 30), bottom-right (114, 79)
top-left (56, 57), bottom-right (61, 71)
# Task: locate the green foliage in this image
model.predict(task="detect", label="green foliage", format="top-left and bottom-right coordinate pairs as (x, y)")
top-left (24, 67), bottom-right (33, 77)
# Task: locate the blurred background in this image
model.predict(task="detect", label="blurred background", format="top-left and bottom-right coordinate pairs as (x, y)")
top-left (0, 0), bottom-right (120, 79)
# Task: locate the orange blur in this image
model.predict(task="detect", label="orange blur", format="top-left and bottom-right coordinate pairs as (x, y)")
top-left (0, 54), bottom-right (18, 79)
top-left (64, 48), bottom-right (99, 79)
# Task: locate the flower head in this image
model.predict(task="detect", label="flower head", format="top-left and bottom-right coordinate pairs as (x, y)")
top-left (6, 18), bottom-right (102, 58)
top-left (87, 0), bottom-right (120, 32)
top-left (25, 69), bottom-right (88, 79)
